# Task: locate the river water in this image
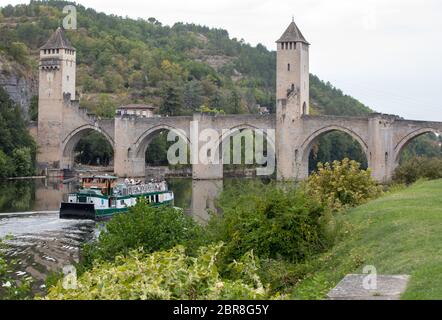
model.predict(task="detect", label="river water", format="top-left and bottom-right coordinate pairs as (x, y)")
top-left (0, 177), bottom-right (223, 293)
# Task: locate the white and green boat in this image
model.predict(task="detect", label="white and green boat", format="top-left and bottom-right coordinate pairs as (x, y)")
top-left (60, 175), bottom-right (174, 220)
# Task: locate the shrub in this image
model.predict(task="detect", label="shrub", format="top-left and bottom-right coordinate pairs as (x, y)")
top-left (393, 157), bottom-right (442, 185)
top-left (11, 147), bottom-right (34, 177)
top-left (0, 150), bottom-right (14, 178)
top-left (305, 158), bottom-right (382, 211)
top-left (81, 201), bottom-right (205, 268)
top-left (207, 181), bottom-right (330, 265)
top-left (45, 244), bottom-right (278, 300)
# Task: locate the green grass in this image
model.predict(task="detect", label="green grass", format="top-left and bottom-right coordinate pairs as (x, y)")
top-left (292, 179), bottom-right (442, 300)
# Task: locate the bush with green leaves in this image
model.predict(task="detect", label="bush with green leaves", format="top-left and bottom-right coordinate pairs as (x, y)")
top-left (0, 150), bottom-right (14, 178)
top-left (11, 147), bottom-right (35, 177)
top-left (305, 158), bottom-right (382, 211)
top-left (207, 181), bottom-right (331, 265)
top-left (393, 156), bottom-right (442, 185)
top-left (81, 201), bottom-right (205, 268)
top-left (45, 244), bottom-right (280, 300)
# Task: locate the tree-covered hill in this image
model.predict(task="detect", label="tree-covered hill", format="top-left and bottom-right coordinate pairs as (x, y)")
top-left (0, 0), bottom-right (373, 119)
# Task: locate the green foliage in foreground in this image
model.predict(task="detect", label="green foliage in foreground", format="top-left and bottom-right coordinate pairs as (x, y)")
top-left (81, 203), bottom-right (205, 268)
top-left (0, 238), bottom-right (33, 299)
top-left (46, 244), bottom-right (280, 300)
top-left (207, 181), bottom-right (332, 265)
top-left (393, 156), bottom-right (442, 185)
top-left (306, 159), bottom-right (383, 212)
top-left (291, 179), bottom-right (442, 300)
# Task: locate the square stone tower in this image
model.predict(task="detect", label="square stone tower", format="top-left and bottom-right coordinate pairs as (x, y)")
top-left (37, 27), bottom-right (76, 168)
top-left (276, 19), bottom-right (310, 180)
top-left (276, 19), bottom-right (310, 117)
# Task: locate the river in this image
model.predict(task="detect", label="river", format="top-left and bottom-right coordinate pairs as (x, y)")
top-left (0, 177), bottom-right (224, 293)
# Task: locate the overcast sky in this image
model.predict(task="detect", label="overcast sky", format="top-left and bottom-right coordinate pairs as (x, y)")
top-left (2, 0), bottom-right (442, 121)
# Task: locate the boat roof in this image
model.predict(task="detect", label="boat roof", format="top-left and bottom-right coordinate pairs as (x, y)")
top-left (81, 175), bottom-right (118, 180)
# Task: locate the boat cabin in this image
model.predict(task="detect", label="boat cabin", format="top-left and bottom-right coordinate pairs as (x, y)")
top-left (80, 175), bottom-right (118, 196)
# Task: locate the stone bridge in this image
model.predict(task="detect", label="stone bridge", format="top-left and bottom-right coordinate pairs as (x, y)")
top-left (35, 25), bottom-right (442, 183)
top-left (53, 103), bottom-right (442, 183)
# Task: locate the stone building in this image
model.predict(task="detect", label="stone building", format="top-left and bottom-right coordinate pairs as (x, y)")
top-left (116, 104), bottom-right (156, 118)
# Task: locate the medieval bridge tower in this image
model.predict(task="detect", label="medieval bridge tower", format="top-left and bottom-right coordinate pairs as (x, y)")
top-left (37, 28), bottom-right (114, 170)
top-left (35, 24), bottom-right (442, 182)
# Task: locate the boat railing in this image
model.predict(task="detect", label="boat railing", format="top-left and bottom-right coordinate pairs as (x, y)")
top-left (115, 182), bottom-right (168, 197)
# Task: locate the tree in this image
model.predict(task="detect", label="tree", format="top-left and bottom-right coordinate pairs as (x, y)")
top-left (160, 82), bottom-right (183, 116)
top-left (0, 150), bottom-right (14, 178)
top-left (183, 80), bottom-right (204, 111)
top-left (75, 132), bottom-right (114, 166)
top-left (0, 87), bottom-right (36, 178)
top-left (11, 147), bottom-right (34, 177)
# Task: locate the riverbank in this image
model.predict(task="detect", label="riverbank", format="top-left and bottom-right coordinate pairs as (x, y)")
top-left (292, 179), bottom-right (442, 300)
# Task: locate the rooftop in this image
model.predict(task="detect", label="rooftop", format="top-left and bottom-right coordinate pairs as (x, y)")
top-left (41, 27), bottom-right (75, 50)
top-left (117, 104), bottom-right (156, 110)
top-left (276, 20), bottom-right (310, 44)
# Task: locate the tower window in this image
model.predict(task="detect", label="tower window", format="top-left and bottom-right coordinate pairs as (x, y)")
top-left (289, 42), bottom-right (293, 50)
top-left (56, 49), bottom-right (59, 54)
top-left (294, 43), bottom-right (297, 50)
top-left (67, 76), bottom-right (70, 82)
top-left (291, 84), bottom-right (295, 91)
top-left (288, 64), bottom-right (291, 71)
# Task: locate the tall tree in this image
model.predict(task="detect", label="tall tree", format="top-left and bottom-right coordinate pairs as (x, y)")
top-left (160, 82), bottom-right (183, 116)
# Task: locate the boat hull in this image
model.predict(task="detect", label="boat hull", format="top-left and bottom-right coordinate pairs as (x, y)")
top-left (60, 202), bottom-right (96, 220)
top-left (60, 200), bottom-right (174, 221)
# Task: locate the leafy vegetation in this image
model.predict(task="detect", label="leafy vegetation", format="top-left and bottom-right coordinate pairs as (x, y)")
top-left (305, 159), bottom-right (383, 211)
top-left (81, 203), bottom-right (205, 268)
top-left (0, 87), bottom-right (36, 178)
top-left (207, 181), bottom-right (331, 265)
top-left (393, 156), bottom-right (442, 185)
top-left (46, 244), bottom-right (278, 300)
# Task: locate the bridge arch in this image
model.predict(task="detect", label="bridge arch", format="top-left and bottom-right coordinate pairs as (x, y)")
top-left (298, 125), bottom-right (369, 178)
top-left (301, 125), bottom-right (368, 162)
top-left (214, 124), bottom-right (276, 176)
top-left (394, 127), bottom-right (440, 164)
top-left (133, 124), bottom-right (191, 159)
top-left (218, 124), bottom-right (276, 152)
top-left (61, 124), bottom-right (115, 169)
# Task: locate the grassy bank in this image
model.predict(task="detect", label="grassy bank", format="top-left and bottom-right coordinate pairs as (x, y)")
top-left (294, 179), bottom-right (442, 300)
